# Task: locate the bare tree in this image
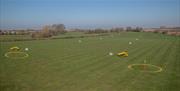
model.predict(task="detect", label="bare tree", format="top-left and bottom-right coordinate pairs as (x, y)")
top-left (41, 25), bottom-right (52, 38)
top-left (51, 24), bottom-right (66, 34)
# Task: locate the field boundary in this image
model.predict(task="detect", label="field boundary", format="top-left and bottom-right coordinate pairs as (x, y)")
top-left (0, 33), bottom-right (110, 42)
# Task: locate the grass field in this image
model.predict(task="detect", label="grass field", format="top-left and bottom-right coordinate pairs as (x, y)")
top-left (0, 32), bottom-right (180, 91)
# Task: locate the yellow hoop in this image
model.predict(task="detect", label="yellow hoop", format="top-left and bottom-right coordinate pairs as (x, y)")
top-left (5, 52), bottom-right (29, 59)
top-left (128, 64), bottom-right (163, 73)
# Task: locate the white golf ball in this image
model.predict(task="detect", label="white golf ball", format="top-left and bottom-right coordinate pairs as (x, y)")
top-left (109, 52), bottom-right (113, 56)
top-left (136, 38), bottom-right (139, 40)
top-left (25, 48), bottom-right (29, 51)
top-left (129, 42), bottom-right (132, 45)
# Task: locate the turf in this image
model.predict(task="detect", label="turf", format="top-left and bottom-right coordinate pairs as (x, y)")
top-left (0, 32), bottom-right (180, 91)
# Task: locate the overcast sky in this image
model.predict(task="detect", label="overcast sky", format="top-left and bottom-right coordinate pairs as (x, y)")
top-left (0, 0), bottom-right (180, 29)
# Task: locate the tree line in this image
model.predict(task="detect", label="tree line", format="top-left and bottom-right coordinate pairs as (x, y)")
top-left (84, 27), bottom-right (143, 34)
top-left (0, 24), bottom-right (66, 38)
top-left (31, 24), bottom-right (66, 38)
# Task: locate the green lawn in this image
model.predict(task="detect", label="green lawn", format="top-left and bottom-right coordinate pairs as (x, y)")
top-left (0, 32), bottom-right (180, 91)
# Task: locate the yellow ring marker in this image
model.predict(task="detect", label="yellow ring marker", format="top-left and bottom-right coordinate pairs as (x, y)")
top-left (5, 52), bottom-right (29, 59)
top-left (128, 64), bottom-right (163, 73)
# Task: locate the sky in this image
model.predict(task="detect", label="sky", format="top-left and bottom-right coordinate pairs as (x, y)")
top-left (0, 0), bottom-right (180, 29)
